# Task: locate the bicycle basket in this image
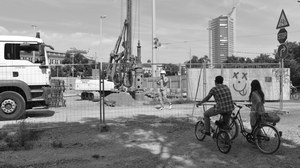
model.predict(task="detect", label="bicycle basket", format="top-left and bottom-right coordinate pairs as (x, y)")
top-left (262, 112), bottom-right (280, 123)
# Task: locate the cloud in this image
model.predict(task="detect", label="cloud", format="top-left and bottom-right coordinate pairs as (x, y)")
top-left (0, 26), bottom-right (9, 34)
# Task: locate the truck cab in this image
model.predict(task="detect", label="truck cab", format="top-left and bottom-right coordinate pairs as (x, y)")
top-left (0, 35), bottom-right (53, 120)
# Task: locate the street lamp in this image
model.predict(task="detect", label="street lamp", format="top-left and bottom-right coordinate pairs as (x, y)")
top-left (100, 15), bottom-right (107, 63)
top-left (31, 25), bottom-right (37, 36)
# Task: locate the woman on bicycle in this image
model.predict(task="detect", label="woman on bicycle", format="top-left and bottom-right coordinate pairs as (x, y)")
top-left (249, 80), bottom-right (265, 130)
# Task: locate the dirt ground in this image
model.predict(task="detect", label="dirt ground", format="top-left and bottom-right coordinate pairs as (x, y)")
top-left (0, 97), bottom-right (300, 168)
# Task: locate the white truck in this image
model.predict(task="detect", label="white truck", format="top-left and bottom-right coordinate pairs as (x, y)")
top-left (75, 77), bottom-right (115, 100)
top-left (0, 35), bottom-right (53, 120)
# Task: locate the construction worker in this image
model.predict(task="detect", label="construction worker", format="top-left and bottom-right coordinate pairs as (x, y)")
top-left (157, 70), bottom-right (172, 110)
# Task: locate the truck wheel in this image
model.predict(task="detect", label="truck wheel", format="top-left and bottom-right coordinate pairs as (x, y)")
top-left (0, 91), bottom-right (26, 120)
top-left (81, 92), bottom-right (87, 100)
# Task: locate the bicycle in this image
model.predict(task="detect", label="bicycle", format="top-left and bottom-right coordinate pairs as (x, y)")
top-left (290, 86), bottom-right (300, 100)
top-left (194, 103), bottom-right (233, 154)
top-left (230, 103), bottom-right (281, 154)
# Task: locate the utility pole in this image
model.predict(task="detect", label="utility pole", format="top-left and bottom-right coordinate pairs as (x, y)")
top-left (100, 15), bottom-right (107, 63)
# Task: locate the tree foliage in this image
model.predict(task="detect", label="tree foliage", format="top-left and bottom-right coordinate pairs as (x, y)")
top-left (163, 63), bottom-right (179, 76)
top-left (282, 41), bottom-right (300, 86)
top-left (51, 49), bottom-right (94, 77)
top-left (253, 54), bottom-right (276, 63)
top-left (185, 55), bottom-right (210, 68)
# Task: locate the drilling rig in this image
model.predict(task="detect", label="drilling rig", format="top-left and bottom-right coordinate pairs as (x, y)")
top-left (106, 0), bottom-right (144, 100)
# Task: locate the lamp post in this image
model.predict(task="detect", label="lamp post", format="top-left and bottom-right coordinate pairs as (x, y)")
top-left (31, 25), bottom-right (37, 36)
top-left (152, 0), bottom-right (157, 77)
top-left (100, 15), bottom-right (107, 63)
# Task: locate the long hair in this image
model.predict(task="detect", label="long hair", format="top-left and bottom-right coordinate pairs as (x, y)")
top-left (249, 80), bottom-right (265, 103)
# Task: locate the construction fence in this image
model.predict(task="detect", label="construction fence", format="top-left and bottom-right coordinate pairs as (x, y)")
top-left (0, 62), bottom-right (290, 130)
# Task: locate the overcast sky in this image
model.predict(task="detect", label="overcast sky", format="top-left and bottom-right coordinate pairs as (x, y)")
top-left (0, 0), bottom-right (300, 63)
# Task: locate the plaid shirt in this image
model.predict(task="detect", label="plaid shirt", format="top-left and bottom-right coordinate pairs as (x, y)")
top-left (208, 84), bottom-right (234, 113)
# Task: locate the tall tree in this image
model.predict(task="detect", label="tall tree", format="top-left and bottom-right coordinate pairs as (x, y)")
top-left (279, 41), bottom-right (300, 86)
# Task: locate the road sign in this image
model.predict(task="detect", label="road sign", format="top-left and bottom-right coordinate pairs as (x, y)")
top-left (276, 9), bottom-right (290, 29)
top-left (277, 28), bottom-right (287, 44)
top-left (278, 44), bottom-right (288, 59)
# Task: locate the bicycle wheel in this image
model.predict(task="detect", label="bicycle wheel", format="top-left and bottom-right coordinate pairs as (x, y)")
top-left (254, 124), bottom-right (281, 154)
top-left (229, 118), bottom-right (239, 140)
top-left (216, 130), bottom-right (231, 154)
top-left (195, 121), bottom-right (206, 141)
top-left (291, 93), bottom-right (300, 100)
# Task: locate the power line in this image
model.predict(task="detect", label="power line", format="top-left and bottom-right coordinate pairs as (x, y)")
top-left (234, 51), bottom-right (273, 55)
top-left (161, 30), bottom-right (300, 45)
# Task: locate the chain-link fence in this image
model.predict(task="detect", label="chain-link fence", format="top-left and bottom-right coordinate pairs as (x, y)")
top-left (0, 62), bottom-right (289, 130)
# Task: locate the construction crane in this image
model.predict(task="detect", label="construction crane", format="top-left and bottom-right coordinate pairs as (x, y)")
top-left (106, 0), bottom-right (142, 92)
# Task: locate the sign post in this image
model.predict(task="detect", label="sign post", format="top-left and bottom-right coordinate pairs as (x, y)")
top-left (276, 9), bottom-right (289, 112)
top-left (278, 43), bottom-right (288, 108)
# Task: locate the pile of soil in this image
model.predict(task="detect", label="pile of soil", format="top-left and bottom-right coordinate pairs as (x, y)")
top-left (105, 92), bottom-right (137, 106)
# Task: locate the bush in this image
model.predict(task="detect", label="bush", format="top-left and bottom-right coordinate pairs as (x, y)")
top-left (2, 121), bottom-right (42, 151)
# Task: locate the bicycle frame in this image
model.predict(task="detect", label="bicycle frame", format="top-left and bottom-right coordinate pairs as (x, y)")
top-left (233, 104), bottom-right (279, 138)
top-left (232, 105), bottom-right (254, 137)
top-left (201, 103), bottom-right (229, 134)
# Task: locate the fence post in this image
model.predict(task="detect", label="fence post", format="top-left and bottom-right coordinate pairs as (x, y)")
top-left (99, 62), bottom-right (102, 124)
top-left (99, 62), bottom-right (109, 132)
top-left (179, 64), bottom-right (182, 97)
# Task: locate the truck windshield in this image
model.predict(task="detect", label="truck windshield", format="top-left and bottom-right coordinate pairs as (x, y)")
top-left (4, 43), bottom-right (45, 63)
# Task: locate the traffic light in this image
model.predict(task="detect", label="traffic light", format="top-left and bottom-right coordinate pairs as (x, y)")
top-left (153, 37), bottom-right (161, 49)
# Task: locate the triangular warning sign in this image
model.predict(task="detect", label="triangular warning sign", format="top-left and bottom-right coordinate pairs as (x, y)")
top-left (276, 9), bottom-right (290, 29)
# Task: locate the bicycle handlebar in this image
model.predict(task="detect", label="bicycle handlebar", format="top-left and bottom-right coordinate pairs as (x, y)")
top-left (196, 102), bottom-right (251, 110)
top-left (234, 102), bottom-right (243, 109)
top-left (234, 102), bottom-right (252, 110)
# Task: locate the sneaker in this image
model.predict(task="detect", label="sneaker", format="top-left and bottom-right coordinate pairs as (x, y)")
top-left (169, 104), bottom-right (172, 110)
top-left (204, 132), bottom-right (211, 136)
top-left (215, 120), bottom-right (231, 130)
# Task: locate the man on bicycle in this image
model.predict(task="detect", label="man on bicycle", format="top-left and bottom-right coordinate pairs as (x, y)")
top-left (196, 76), bottom-right (234, 136)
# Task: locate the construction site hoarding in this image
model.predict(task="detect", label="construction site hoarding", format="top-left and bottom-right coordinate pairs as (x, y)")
top-left (188, 68), bottom-right (290, 101)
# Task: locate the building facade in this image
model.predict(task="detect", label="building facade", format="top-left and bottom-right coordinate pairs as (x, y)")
top-left (20, 51), bottom-right (65, 64)
top-left (208, 7), bottom-right (236, 65)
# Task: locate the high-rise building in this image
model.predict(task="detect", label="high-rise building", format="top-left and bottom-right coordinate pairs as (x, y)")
top-left (208, 7), bottom-right (236, 65)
